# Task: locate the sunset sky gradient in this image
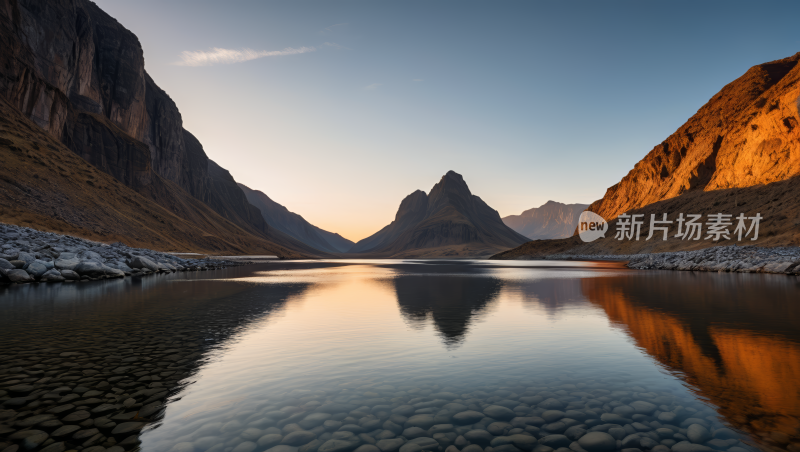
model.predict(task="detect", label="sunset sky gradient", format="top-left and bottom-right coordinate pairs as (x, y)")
top-left (94, 0), bottom-right (800, 241)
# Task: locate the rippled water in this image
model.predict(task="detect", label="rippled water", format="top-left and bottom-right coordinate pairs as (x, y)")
top-left (1, 260), bottom-right (798, 452)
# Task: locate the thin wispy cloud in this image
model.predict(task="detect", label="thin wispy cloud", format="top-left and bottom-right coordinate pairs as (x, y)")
top-left (175, 46), bottom-right (315, 66)
top-left (364, 83), bottom-right (382, 91)
top-left (320, 23), bottom-right (348, 35)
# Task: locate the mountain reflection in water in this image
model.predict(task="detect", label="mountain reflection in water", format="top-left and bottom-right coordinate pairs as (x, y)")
top-left (580, 272), bottom-right (800, 449)
top-left (386, 262), bottom-right (800, 448)
top-left (393, 274), bottom-right (502, 346)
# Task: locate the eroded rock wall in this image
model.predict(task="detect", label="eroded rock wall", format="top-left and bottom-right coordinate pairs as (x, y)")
top-left (590, 53), bottom-right (800, 221)
top-left (0, 0), bottom-right (270, 237)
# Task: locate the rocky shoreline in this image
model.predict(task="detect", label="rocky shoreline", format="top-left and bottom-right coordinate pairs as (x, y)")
top-left (532, 246), bottom-right (800, 275)
top-left (0, 223), bottom-right (243, 285)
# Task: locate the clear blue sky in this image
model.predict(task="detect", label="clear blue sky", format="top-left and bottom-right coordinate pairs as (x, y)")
top-left (95, 0), bottom-right (800, 241)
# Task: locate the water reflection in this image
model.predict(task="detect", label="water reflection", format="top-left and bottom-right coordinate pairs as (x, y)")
top-left (581, 272), bottom-right (800, 449)
top-left (505, 278), bottom-right (586, 314)
top-left (1, 261), bottom-right (799, 452)
top-left (393, 274), bottom-right (503, 346)
top-left (0, 266), bottom-right (311, 451)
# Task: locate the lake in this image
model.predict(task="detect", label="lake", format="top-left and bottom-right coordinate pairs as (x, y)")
top-left (0, 260), bottom-right (798, 452)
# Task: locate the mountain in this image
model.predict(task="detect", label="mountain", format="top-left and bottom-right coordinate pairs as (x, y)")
top-left (589, 52), bottom-right (800, 222)
top-left (0, 0), bottom-right (317, 256)
top-left (502, 201), bottom-right (589, 240)
top-left (494, 52), bottom-right (800, 259)
top-left (238, 184), bottom-right (354, 254)
top-left (0, 95), bottom-right (306, 257)
top-left (350, 171), bottom-right (529, 258)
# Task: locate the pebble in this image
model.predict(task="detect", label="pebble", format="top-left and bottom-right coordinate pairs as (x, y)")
top-left (462, 445), bottom-right (483, 452)
top-left (576, 432), bottom-right (616, 452)
top-left (376, 438), bottom-right (405, 452)
top-left (482, 406), bottom-right (516, 421)
top-left (539, 435), bottom-right (571, 449)
top-left (282, 431), bottom-right (317, 446)
top-left (453, 411), bottom-right (485, 425)
top-left (464, 430), bottom-right (493, 445)
top-left (686, 424), bottom-right (711, 444)
top-left (232, 442), bottom-right (257, 452)
top-left (22, 432), bottom-right (49, 450)
top-left (670, 441), bottom-right (713, 452)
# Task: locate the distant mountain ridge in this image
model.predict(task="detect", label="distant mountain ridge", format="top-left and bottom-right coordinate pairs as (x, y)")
top-left (502, 201), bottom-right (588, 240)
top-left (239, 184), bottom-right (354, 254)
top-left (350, 171), bottom-right (529, 258)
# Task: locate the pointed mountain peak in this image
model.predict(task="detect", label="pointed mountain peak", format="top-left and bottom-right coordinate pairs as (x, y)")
top-left (428, 170), bottom-right (473, 209)
top-left (350, 171), bottom-right (528, 256)
top-left (439, 170), bottom-right (468, 187)
top-left (396, 190), bottom-right (428, 221)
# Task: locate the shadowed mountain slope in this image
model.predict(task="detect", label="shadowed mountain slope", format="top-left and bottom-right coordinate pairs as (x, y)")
top-left (239, 184), bottom-right (354, 254)
top-left (0, 0), bottom-right (318, 255)
top-left (503, 201), bottom-right (589, 240)
top-left (351, 171), bottom-right (529, 258)
top-left (0, 95), bottom-right (306, 256)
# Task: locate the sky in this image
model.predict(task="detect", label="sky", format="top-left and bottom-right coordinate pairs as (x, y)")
top-left (94, 0), bottom-right (800, 242)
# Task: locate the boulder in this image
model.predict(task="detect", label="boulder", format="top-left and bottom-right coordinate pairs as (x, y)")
top-left (6, 269), bottom-right (33, 283)
top-left (41, 269), bottom-right (66, 282)
top-left (102, 265), bottom-right (125, 278)
top-left (60, 270), bottom-right (80, 281)
top-left (17, 251), bottom-right (36, 268)
top-left (55, 257), bottom-right (81, 271)
top-left (26, 261), bottom-right (49, 278)
top-left (0, 250), bottom-right (20, 260)
top-left (79, 251), bottom-right (104, 262)
top-left (128, 256), bottom-right (159, 272)
top-left (75, 261), bottom-right (106, 277)
top-left (0, 258), bottom-right (14, 270)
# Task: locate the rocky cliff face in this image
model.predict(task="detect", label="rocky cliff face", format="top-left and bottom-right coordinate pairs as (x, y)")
top-left (494, 54), bottom-right (800, 260)
top-left (589, 52), bottom-right (800, 222)
top-left (0, 0), bottom-right (272, 239)
top-left (503, 201), bottom-right (589, 240)
top-left (0, 94), bottom-right (307, 257)
top-left (350, 171), bottom-right (529, 258)
top-left (0, 0), bottom-right (146, 139)
top-left (239, 184), bottom-right (355, 254)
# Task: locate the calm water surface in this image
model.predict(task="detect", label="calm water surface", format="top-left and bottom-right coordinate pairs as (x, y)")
top-left (1, 260), bottom-right (798, 452)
